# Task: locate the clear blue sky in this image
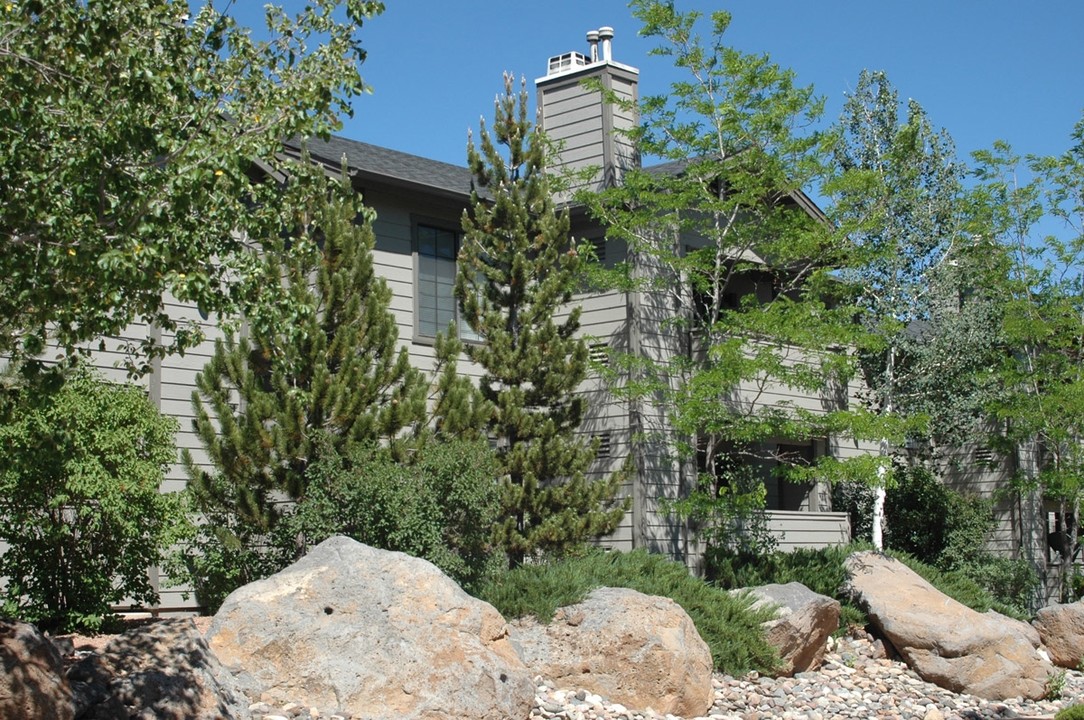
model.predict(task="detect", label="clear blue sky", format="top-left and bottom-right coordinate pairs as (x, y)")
top-left (235, 1), bottom-right (1084, 171)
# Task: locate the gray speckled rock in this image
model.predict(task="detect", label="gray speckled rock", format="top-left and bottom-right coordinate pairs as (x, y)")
top-left (0, 620), bottom-right (74, 720)
top-left (207, 536), bottom-right (532, 720)
top-left (67, 618), bottom-right (249, 720)
top-left (512, 587), bottom-right (713, 718)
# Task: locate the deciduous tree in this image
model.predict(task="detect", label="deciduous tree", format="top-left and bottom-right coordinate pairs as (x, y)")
top-left (583, 0), bottom-right (859, 556)
top-left (973, 118), bottom-right (1084, 599)
top-left (0, 366), bottom-right (184, 632)
top-left (827, 70), bottom-right (969, 549)
top-left (0, 0), bottom-right (382, 368)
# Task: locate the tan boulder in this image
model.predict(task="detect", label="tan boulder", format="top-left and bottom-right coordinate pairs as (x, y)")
top-left (511, 587), bottom-right (714, 718)
top-left (208, 536), bottom-right (533, 720)
top-left (0, 620), bottom-right (74, 720)
top-left (987, 609), bottom-right (1043, 649)
top-left (1034, 601), bottom-right (1084, 668)
top-left (737, 582), bottom-right (840, 676)
top-left (844, 551), bottom-right (1053, 700)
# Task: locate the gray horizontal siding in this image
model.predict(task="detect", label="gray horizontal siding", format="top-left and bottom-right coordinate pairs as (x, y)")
top-left (767, 511), bottom-right (851, 552)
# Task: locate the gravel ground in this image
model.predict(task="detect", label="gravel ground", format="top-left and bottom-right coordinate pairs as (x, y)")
top-left (529, 634), bottom-right (1084, 720)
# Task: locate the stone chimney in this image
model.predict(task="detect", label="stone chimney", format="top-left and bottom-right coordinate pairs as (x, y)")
top-left (536, 27), bottom-right (640, 201)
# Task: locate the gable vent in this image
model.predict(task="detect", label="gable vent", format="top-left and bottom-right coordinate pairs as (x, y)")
top-left (589, 237), bottom-right (606, 263)
top-left (594, 433), bottom-right (612, 458)
top-left (589, 343), bottom-right (610, 366)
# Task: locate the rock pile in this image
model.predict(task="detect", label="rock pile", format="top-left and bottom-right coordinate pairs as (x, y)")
top-left (736, 582), bottom-right (841, 677)
top-left (1034, 600), bottom-right (1084, 668)
top-left (207, 535), bottom-right (534, 720)
top-left (67, 618), bottom-right (249, 720)
top-left (8, 541), bottom-right (1084, 720)
top-left (0, 618), bottom-right (73, 720)
top-left (57, 631), bottom-right (1080, 720)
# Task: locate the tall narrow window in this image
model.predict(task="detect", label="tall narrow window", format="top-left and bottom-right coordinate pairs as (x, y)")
top-left (416, 224), bottom-right (480, 341)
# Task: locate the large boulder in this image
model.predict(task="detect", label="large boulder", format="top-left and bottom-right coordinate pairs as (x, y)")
top-left (207, 536), bottom-right (533, 720)
top-left (736, 582), bottom-right (840, 676)
top-left (0, 619), bottom-right (74, 720)
top-left (987, 610), bottom-right (1043, 649)
top-left (1034, 601), bottom-right (1084, 668)
top-left (511, 587), bottom-right (714, 718)
top-left (844, 551), bottom-right (1053, 700)
top-left (67, 618), bottom-right (250, 720)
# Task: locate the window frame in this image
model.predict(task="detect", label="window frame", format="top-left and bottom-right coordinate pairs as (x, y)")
top-left (412, 216), bottom-right (479, 344)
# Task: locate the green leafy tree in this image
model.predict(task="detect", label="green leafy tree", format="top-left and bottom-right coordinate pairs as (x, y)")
top-left (973, 118), bottom-right (1084, 599)
top-left (0, 0), bottom-right (382, 368)
top-left (178, 172), bottom-right (428, 604)
top-left (0, 365), bottom-right (185, 632)
top-left (894, 238), bottom-right (1008, 451)
top-left (583, 1), bottom-right (859, 556)
top-left (457, 74), bottom-right (627, 566)
top-left (827, 70), bottom-right (971, 549)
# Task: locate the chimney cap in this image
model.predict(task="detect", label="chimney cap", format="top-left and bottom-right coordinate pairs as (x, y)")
top-left (540, 25), bottom-right (638, 81)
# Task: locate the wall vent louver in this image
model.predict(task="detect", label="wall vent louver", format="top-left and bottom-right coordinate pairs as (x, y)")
top-left (589, 343), bottom-right (610, 366)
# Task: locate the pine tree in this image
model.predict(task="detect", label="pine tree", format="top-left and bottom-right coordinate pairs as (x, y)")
top-left (184, 169), bottom-right (428, 569)
top-left (457, 75), bottom-right (627, 565)
top-left (428, 330), bottom-right (492, 440)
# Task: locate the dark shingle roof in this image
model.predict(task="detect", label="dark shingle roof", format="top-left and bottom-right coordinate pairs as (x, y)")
top-left (642, 154), bottom-right (827, 223)
top-left (643, 157), bottom-right (692, 177)
top-left (287, 135), bottom-right (825, 224)
top-left (287, 135), bottom-right (476, 200)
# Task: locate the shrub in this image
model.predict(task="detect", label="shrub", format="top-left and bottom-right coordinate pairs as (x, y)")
top-left (274, 437), bottom-right (504, 592)
top-left (1056, 703), bottom-right (1084, 720)
top-left (172, 435), bottom-right (502, 611)
top-left (707, 541), bottom-right (1032, 630)
top-left (831, 481), bottom-right (875, 544)
top-left (173, 437), bottom-right (504, 611)
top-left (0, 366), bottom-right (186, 632)
top-left (954, 554), bottom-right (1039, 618)
top-left (706, 544), bottom-right (856, 598)
top-left (834, 465), bottom-right (997, 575)
top-left (166, 498), bottom-right (280, 615)
top-left (474, 548), bottom-right (781, 675)
top-left (882, 464), bottom-right (994, 568)
top-left (707, 543), bottom-right (870, 630)
top-left (1047, 668), bottom-right (1068, 701)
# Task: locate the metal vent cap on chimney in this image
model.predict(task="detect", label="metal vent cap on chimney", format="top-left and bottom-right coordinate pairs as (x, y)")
top-left (545, 26), bottom-right (618, 77)
top-left (597, 26), bottom-right (614, 62)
